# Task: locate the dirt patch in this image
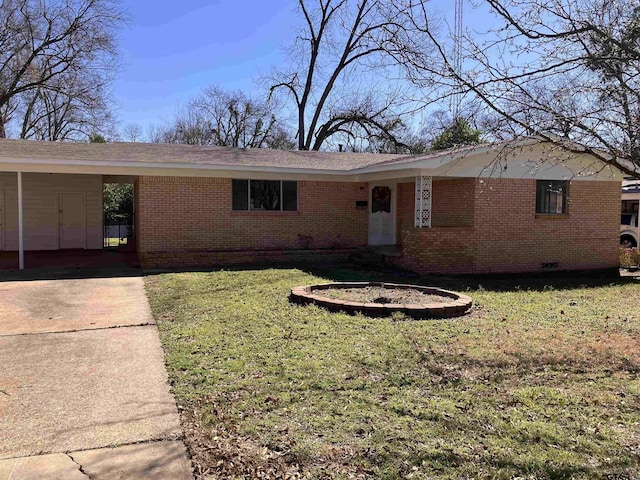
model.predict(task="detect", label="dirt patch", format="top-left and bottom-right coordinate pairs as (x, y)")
top-left (323, 286), bottom-right (452, 304)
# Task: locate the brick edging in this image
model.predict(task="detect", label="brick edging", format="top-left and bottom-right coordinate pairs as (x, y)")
top-left (290, 282), bottom-right (472, 319)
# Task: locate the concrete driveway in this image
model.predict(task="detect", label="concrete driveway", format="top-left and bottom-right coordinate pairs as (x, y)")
top-left (0, 275), bottom-right (154, 335)
top-left (0, 270), bottom-right (192, 479)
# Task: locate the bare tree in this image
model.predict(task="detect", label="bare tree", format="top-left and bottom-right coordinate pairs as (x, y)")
top-left (146, 123), bottom-right (172, 144)
top-left (269, 0), bottom-right (419, 151)
top-left (191, 86), bottom-right (280, 148)
top-left (392, 0), bottom-right (640, 176)
top-left (264, 125), bottom-right (296, 150)
top-left (152, 86), bottom-right (294, 149)
top-left (122, 123), bottom-right (143, 142)
top-left (340, 120), bottom-right (429, 153)
top-left (0, 0), bottom-right (124, 139)
top-left (17, 70), bottom-right (114, 141)
top-left (474, 76), bottom-right (586, 141)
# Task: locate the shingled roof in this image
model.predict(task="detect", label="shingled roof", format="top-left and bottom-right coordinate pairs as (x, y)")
top-left (0, 139), bottom-right (415, 171)
top-left (0, 137), bottom-right (621, 181)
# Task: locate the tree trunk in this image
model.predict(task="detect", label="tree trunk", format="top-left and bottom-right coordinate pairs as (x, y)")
top-left (298, 109), bottom-right (308, 150)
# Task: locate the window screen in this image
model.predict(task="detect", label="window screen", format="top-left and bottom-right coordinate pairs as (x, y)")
top-left (536, 180), bottom-right (567, 214)
top-left (232, 180), bottom-right (298, 211)
top-left (232, 179), bottom-right (249, 211)
top-left (282, 181), bottom-right (298, 211)
top-left (250, 180), bottom-right (281, 210)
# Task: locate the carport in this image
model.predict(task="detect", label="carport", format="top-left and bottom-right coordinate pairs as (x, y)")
top-left (0, 171), bottom-right (105, 269)
top-left (0, 139), bottom-right (183, 271)
top-left (0, 167), bottom-right (137, 270)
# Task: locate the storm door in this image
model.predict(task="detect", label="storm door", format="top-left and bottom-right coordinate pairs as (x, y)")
top-left (368, 184), bottom-right (395, 245)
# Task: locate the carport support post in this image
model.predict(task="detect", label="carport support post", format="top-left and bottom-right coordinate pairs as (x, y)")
top-left (18, 172), bottom-right (24, 270)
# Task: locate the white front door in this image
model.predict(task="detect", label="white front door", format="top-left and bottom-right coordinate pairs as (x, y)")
top-left (368, 184), bottom-right (395, 245)
top-left (59, 193), bottom-right (87, 249)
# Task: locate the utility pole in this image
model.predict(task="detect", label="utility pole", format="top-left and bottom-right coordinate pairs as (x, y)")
top-left (453, 0), bottom-right (463, 119)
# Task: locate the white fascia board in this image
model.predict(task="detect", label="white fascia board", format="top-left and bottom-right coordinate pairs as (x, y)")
top-left (0, 144), bottom-right (493, 179)
top-left (348, 152), bottom-right (458, 176)
top-left (353, 168), bottom-right (424, 182)
top-left (0, 158), bottom-right (350, 181)
top-left (348, 139), bottom-right (549, 176)
top-left (432, 163), bottom-right (622, 180)
top-left (0, 157), bottom-right (424, 182)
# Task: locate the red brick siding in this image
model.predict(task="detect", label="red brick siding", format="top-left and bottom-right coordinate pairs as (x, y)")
top-left (395, 178), bottom-right (476, 230)
top-left (136, 177), bottom-right (368, 267)
top-left (390, 224), bottom-right (476, 274)
top-left (390, 178), bottom-right (620, 274)
top-left (473, 178), bottom-right (620, 273)
top-left (136, 175), bottom-right (620, 273)
top-left (141, 248), bottom-right (355, 268)
top-left (392, 180), bottom-right (477, 274)
top-left (432, 179), bottom-right (476, 227)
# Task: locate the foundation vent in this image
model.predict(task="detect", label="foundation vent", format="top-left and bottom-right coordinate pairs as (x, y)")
top-left (541, 262), bottom-right (559, 269)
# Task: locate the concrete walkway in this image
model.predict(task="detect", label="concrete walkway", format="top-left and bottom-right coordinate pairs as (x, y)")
top-left (0, 270), bottom-right (192, 479)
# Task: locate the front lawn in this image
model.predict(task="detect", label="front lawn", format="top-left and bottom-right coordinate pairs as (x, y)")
top-left (145, 266), bottom-right (640, 479)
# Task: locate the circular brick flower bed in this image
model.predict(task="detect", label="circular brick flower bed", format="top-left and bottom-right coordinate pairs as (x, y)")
top-left (290, 282), bottom-right (472, 319)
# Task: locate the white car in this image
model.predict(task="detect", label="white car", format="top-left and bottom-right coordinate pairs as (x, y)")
top-left (621, 212), bottom-right (638, 248)
top-left (621, 181), bottom-right (640, 248)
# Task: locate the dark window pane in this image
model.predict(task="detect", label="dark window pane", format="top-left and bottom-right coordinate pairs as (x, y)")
top-left (282, 181), bottom-right (298, 211)
top-left (550, 187), bottom-right (559, 212)
top-left (536, 180), bottom-right (547, 213)
top-left (536, 180), bottom-right (567, 214)
top-left (371, 186), bottom-right (391, 213)
top-left (250, 180), bottom-right (281, 210)
top-left (232, 179), bottom-right (248, 210)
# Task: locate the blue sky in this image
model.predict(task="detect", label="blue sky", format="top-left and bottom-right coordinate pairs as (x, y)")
top-left (113, 0), bottom-right (489, 134)
top-left (114, 0), bottom-right (294, 129)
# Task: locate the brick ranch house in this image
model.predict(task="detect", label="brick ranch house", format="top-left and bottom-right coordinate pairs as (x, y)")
top-left (0, 137), bottom-right (623, 274)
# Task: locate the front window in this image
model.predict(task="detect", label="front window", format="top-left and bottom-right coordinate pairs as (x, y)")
top-left (536, 180), bottom-right (567, 214)
top-left (232, 180), bottom-right (298, 211)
